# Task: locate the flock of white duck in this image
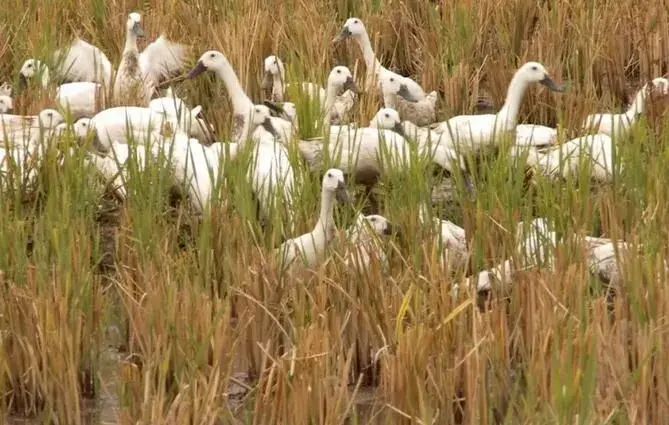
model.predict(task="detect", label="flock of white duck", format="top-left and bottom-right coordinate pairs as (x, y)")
top-left (1, 13), bottom-right (668, 296)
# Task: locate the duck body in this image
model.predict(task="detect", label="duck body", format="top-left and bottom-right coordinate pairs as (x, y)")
top-left (55, 82), bottom-right (105, 119)
top-left (275, 168), bottom-right (348, 269)
top-left (582, 77), bottom-right (669, 138)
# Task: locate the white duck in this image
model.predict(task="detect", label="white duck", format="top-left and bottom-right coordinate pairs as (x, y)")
top-left (147, 89), bottom-right (216, 143)
top-left (332, 18), bottom-right (426, 101)
top-left (418, 203), bottom-right (468, 271)
top-left (153, 132), bottom-right (233, 213)
top-left (275, 168), bottom-right (349, 269)
top-left (84, 140), bottom-right (150, 201)
top-left (342, 213), bottom-right (394, 273)
top-left (85, 103), bottom-right (209, 151)
top-left (512, 133), bottom-right (616, 184)
top-left (243, 105), bottom-right (298, 234)
top-left (19, 38), bottom-right (113, 88)
top-left (114, 12), bottom-right (152, 105)
top-left (461, 217), bottom-right (557, 296)
top-left (323, 66), bottom-right (359, 126)
top-left (300, 109), bottom-right (413, 182)
top-left (582, 237), bottom-right (634, 286)
top-left (56, 82), bottom-right (105, 119)
top-left (0, 109), bottom-right (65, 146)
top-left (261, 55), bottom-right (326, 106)
top-left (433, 62), bottom-right (564, 153)
top-left (582, 77), bottom-right (669, 138)
top-left (369, 108), bottom-right (467, 174)
top-left (0, 95), bottom-right (13, 114)
top-left (187, 51), bottom-right (261, 139)
top-left (514, 124), bottom-right (558, 147)
top-left (379, 73), bottom-right (437, 126)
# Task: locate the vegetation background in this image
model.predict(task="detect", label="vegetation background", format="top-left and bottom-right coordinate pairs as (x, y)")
top-left (1, 0), bottom-right (669, 424)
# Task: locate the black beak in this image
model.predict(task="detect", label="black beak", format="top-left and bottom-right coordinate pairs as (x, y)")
top-left (18, 74), bottom-right (27, 90)
top-left (539, 75), bottom-right (564, 92)
top-left (187, 61), bottom-right (208, 79)
top-left (332, 27), bottom-right (352, 43)
top-left (261, 117), bottom-right (279, 137)
top-left (392, 121), bottom-right (405, 137)
top-left (132, 22), bottom-right (145, 38)
top-left (397, 83), bottom-right (419, 102)
top-left (335, 181), bottom-right (351, 204)
top-left (263, 100), bottom-right (285, 115)
top-left (343, 76), bottom-right (359, 94)
top-left (383, 223), bottom-right (395, 236)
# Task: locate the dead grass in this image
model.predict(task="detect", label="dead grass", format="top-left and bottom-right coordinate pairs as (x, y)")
top-left (1, 0), bottom-right (669, 424)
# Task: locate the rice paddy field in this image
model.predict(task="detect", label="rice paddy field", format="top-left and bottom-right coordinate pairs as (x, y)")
top-left (1, 0), bottom-right (669, 424)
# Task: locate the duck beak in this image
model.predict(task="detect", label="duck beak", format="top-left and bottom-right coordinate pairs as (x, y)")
top-left (18, 74), bottom-right (28, 91)
top-left (261, 71), bottom-right (273, 90)
top-left (397, 83), bottom-right (419, 102)
top-left (187, 61), bottom-right (207, 79)
top-left (335, 181), bottom-right (352, 204)
top-left (261, 117), bottom-right (279, 137)
top-left (539, 75), bottom-right (564, 92)
top-left (383, 222), bottom-right (397, 236)
top-left (343, 76), bottom-right (359, 94)
top-left (332, 27), bottom-right (352, 43)
top-left (392, 121), bottom-right (405, 137)
top-left (132, 22), bottom-right (145, 38)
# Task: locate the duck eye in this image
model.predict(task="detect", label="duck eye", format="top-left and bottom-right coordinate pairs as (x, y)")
top-left (384, 113), bottom-right (389, 118)
top-left (353, 19), bottom-right (359, 24)
top-left (336, 69), bottom-right (341, 74)
top-left (389, 77), bottom-right (394, 82)
top-left (327, 172), bottom-right (333, 178)
top-left (209, 53), bottom-right (216, 59)
top-left (370, 217), bottom-right (377, 222)
top-left (27, 63), bottom-right (33, 68)
top-left (531, 66), bottom-right (538, 71)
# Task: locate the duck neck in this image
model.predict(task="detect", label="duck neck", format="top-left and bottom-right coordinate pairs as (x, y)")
top-left (624, 86), bottom-right (647, 123)
top-left (324, 83), bottom-right (339, 114)
top-left (124, 30), bottom-right (139, 54)
top-left (356, 32), bottom-right (380, 71)
top-left (40, 66), bottom-right (50, 88)
top-left (316, 188), bottom-right (336, 235)
top-left (272, 72), bottom-right (285, 100)
top-left (355, 32), bottom-right (382, 78)
top-left (383, 92), bottom-right (397, 109)
top-left (213, 62), bottom-right (254, 117)
top-left (497, 72), bottom-right (531, 128)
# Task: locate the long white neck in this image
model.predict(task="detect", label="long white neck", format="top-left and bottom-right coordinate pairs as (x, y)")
top-left (124, 29), bottom-right (139, 54)
top-left (213, 62), bottom-right (254, 117)
top-left (272, 72), bottom-right (285, 99)
top-left (355, 31), bottom-right (383, 93)
top-left (355, 32), bottom-right (381, 73)
top-left (324, 82), bottom-right (339, 114)
top-left (497, 72), bottom-right (531, 128)
top-left (315, 188), bottom-right (336, 235)
top-left (624, 85), bottom-right (648, 122)
top-left (382, 91), bottom-right (397, 109)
